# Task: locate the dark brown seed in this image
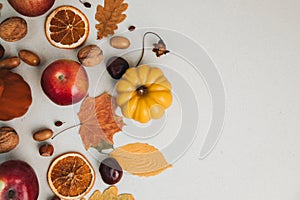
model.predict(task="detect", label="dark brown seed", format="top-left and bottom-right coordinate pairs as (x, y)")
top-left (84, 2), bottom-right (91, 8)
top-left (128, 25), bottom-right (136, 31)
top-left (54, 121), bottom-right (64, 127)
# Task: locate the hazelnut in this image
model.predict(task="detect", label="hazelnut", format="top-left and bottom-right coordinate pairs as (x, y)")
top-left (77, 45), bottom-right (103, 67)
top-left (39, 143), bottom-right (54, 156)
top-left (0, 127), bottom-right (19, 153)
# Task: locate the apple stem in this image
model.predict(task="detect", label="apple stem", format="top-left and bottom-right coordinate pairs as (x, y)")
top-left (51, 123), bottom-right (82, 139)
top-left (8, 190), bottom-right (15, 199)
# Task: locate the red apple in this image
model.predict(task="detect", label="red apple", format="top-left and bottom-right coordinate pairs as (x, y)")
top-left (0, 160), bottom-right (39, 200)
top-left (41, 59), bottom-right (89, 106)
top-left (8, 0), bottom-right (55, 17)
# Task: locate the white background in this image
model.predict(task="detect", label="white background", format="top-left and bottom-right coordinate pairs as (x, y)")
top-left (0, 0), bottom-right (300, 199)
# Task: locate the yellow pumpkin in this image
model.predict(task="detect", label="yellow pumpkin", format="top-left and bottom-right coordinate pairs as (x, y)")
top-left (116, 65), bottom-right (172, 123)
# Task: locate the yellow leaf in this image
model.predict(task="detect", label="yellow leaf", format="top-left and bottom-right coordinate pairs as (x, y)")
top-left (100, 186), bottom-right (118, 200)
top-left (118, 194), bottom-right (135, 200)
top-left (89, 190), bottom-right (102, 200)
top-left (110, 143), bottom-right (172, 177)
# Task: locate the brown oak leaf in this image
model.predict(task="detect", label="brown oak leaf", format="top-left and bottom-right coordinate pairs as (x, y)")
top-left (95, 0), bottom-right (128, 40)
top-left (77, 92), bottom-right (125, 152)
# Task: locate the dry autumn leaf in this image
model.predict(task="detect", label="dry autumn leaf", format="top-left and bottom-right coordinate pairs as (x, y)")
top-left (118, 194), bottom-right (135, 200)
top-left (77, 92), bottom-right (125, 152)
top-left (95, 0), bottom-right (128, 39)
top-left (89, 186), bottom-right (135, 200)
top-left (89, 190), bottom-right (102, 200)
top-left (101, 186), bottom-right (118, 200)
top-left (110, 143), bottom-right (172, 177)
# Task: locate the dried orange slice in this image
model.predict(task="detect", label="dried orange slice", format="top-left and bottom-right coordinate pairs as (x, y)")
top-left (47, 152), bottom-right (95, 199)
top-left (45, 5), bottom-right (89, 49)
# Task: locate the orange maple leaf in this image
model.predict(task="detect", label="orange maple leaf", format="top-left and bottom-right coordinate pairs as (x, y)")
top-left (77, 92), bottom-right (125, 152)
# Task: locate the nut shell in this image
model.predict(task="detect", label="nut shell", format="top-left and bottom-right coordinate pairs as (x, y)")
top-left (39, 143), bottom-right (54, 156)
top-left (110, 36), bottom-right (130, 49)
top-left (77, 45), bottom-right (103, 67)
top-left (33, 128), bottom-right (53, 141)
top-left (0, 17), bottom-right (27, 42)
top-left (0, 56), bottom-right (21, 69)
top-left (0, 127), bottom-right (19, 153)
top-left (18, 49), bottom-right (40, 66)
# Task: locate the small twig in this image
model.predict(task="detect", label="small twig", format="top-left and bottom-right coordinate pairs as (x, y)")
top-left (51, 123), bottom-right (82, 139)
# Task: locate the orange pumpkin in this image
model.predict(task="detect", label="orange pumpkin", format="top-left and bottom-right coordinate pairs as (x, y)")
top-left (0, 69), bottom-right (32, 121)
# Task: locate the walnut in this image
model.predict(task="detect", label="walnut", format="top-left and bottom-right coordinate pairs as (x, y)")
top-left (0, 17), bottom-right (27, 42)
top-left (77, 45), bottom-right (103, 67)
top-left (0, 127), bottom-right (19, 153)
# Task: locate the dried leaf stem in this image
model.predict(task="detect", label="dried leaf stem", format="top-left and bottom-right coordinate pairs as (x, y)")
top-left (51, 123), bottom-right (82, 139)
top-left (136, 32), bottom-right (161, 67)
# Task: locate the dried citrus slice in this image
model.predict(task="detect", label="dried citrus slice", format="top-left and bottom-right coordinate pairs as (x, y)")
top-left (47, 152), bottom-right (95, 199)
top-left (45, 5), bottom-right (89, 49)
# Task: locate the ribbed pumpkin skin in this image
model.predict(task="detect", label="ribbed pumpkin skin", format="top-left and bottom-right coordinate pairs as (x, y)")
top-left (116, 65), bottom-right (172, 123)
top-left (0, 69), bottom-right (32, 121)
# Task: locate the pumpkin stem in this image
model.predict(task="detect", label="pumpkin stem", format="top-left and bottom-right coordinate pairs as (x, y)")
top-left (135, 32), bottom-right (168, 67)
top-left (51, 123), bottom-right (82, 139)
top-left (136, 85), bottom-right (148, 96)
